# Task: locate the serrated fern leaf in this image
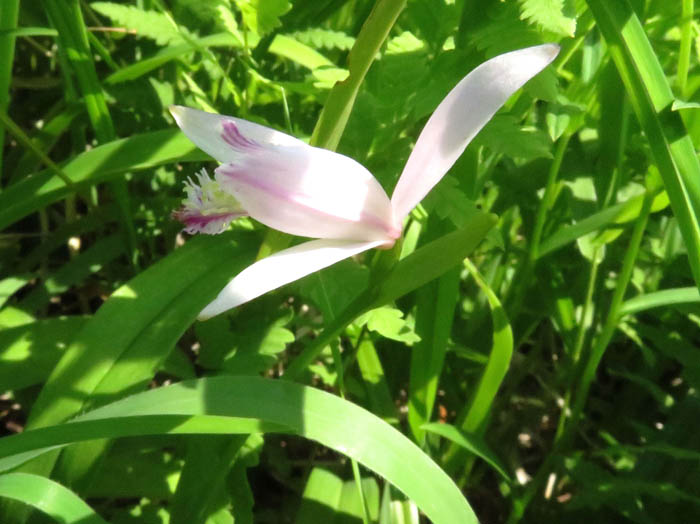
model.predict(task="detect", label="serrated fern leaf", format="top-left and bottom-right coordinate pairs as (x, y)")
top-left (290, 28), bottom-right (355, 51)
top-left (91, 2), bottom-right (184, 46)
top-left (518, 0), bottom-right (577, 37)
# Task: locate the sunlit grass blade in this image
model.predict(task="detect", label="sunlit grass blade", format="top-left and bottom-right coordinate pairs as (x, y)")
top-left (11, 233), bottom-right (255, 495)
top-left (0, 130), bottom-right (207, 230)
top-left (422, 423), bottom-right (511, 482)
top-left (459, 258), bottom-right (513, 433)
top-left (586, 0), bottom-right (700, 288)
top-left (619, 287), bottom-right (700, 317)
top-left (0, 376), bottom-right (479, 524)
top-left (0, 473), bottom-right (107, 524)
top-left (539, 189), bottom-right (668, 256)
top-left (408, 267), bottom-right (460, 443)
top-left (310, 0), bottom-right (406, 149)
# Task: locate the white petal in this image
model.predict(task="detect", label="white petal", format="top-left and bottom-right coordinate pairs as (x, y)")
top-left (169, 105), bottom-right (302, 164)
top-left (199, 239), bottom-right (385, 319)
top-left (215, 145), bottom-right (398, 241)
top-left (390, 44), bottom-right (559, 221)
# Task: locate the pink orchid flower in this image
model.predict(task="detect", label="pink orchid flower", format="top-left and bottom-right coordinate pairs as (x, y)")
top-left (170, 44), bottom-right (559, 319)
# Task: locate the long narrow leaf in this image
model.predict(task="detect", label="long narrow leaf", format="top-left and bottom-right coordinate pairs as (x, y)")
top-left (0, 376), bottom-right (479, 524)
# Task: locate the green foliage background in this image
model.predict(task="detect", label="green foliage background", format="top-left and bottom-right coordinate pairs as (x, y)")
top-left (1, 0), bottom-right (700, 522)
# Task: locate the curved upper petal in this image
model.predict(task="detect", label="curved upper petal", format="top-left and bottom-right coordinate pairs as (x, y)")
top-left (198, 238), bottom-right (385, 319)
top-left (390, 44), bottom-right (560, 222)
top-left (169, 105), bottom-right (303, 164)
top-left (215, 144), bottom-right (399, 242)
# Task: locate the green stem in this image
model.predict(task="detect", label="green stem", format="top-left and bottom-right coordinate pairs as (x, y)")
top-left (529, 135), bottom-right (571, 264)
top-left (310, 0), bottom-right (406, 149)
top-left (553, 246), bottom-right (601, 444)
top-left (0, 0), bottom-right (20, 189)
top-left (562, 184), bottom-right (655, 447)
top-left (677, 0), bottom-right (693, 98)
top-left (506, 134), bottom-right (570, 317)
top-left (507, 188), bottom-right (653, 524)
top-left (0, 110), bottom-right (76, 189)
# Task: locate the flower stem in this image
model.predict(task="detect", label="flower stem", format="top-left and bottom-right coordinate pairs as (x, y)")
top-left (677, 0), bottom-right (694, 98)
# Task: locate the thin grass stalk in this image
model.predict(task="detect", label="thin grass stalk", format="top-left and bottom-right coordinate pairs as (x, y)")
top-left (677, 0), bottom-right (694, 98)
top-left (561, 183), bottom-right (656, 448)
top-left (0, 0), bottom-right (20, 187)
top-left (42, 0), bottom-right (137, 265)
top-left (507, 184), bottom-right (655, 524)
top-left (506, 134), bottom-right (571, 318)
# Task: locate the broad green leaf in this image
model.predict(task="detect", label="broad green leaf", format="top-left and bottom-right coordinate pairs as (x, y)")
top-left (408, 219), bottom-right (461, 444)
top-left (539, 190), bottom-right (669, 257)
top-left (0, 274), bottom-right (31, 308)
top-left (0, 316), bottom-right (87, 391)
top-left (18, 235), bottom-right (124, 312)
top-left (296, 468), bottom-right (344, 523)
top-left (460, 259), bottom-right (514, 434)
top-left (18, 233), bottom-right (255, 489)
top-left (0, 376), bottom-right (479, 524)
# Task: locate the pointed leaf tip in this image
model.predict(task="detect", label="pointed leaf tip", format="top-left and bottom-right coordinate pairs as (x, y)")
top-left (391, 44), bottom-right (560, 221)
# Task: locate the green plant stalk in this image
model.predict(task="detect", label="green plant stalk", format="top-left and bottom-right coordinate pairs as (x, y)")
top-left (552, 246), bottom-right (601, 444)
top-left (0, 0), bottom-right (20, 187)
top-left (587, 0), bottom-right (700, 289)
top-left (677, 0), bottom-right (694, 98)
top-left (41, 0), bottom-right (137, 264)
top-left (530, 135), bottom-right (571, 264)
top-left (310, 0), bottom-right (406, 150)
top-left (562, 186), bottom-right (654, 448)
top-left (507, 134), bottom-right (570, 317)
top-left (0, 110), bottom-right (76, 189)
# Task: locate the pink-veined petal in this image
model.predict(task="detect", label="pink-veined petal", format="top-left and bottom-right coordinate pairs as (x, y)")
top-left (215, 145), bottom-right (399, 242)
top-left (198, 238), bottom-right (385, 319)
top-left (169, 105), bottom-right (302, 164)
top-left (391, 44), bottom-right (560, 222)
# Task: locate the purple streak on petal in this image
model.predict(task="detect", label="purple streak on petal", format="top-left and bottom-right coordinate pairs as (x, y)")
top-left (221, 120), bottom-right (261, 152)
top-left (172, 208), bottom-right (247, 235)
